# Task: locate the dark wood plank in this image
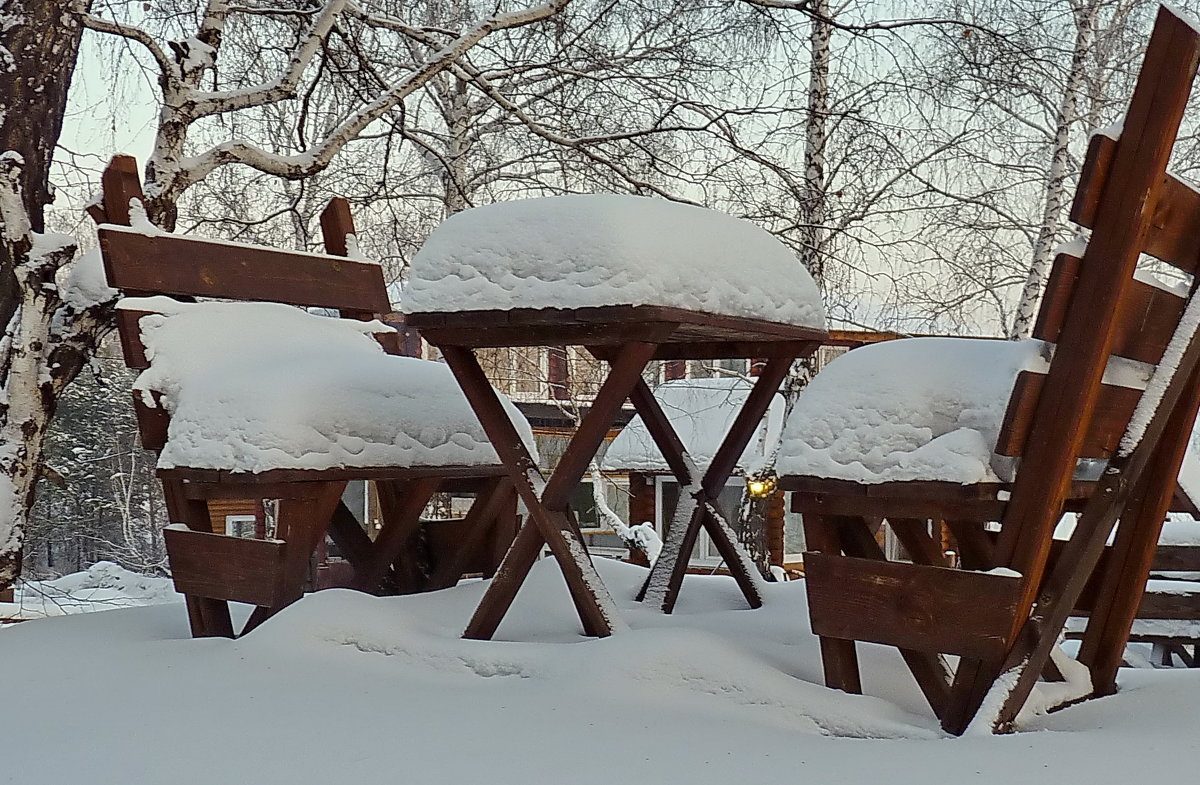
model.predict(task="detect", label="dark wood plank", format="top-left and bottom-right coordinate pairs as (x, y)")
top-left (319, 197), bottom-right (354, 258)
top-left (131, 391), bottom-right (168, 453)
top-left (116, 309), bottom-right (151, 368)
top-left (164, 527), bottom-right (288, 607)
top-left (1078, 360), bottom-right (1200, 693)
top-left (996, 5), bottom-right (1200, 593)
top-left (804, 553), bottom-right (1022, 659)
top-left (100, 154), bottom-right (144, 229)
top-left (790, 491), bottom-right (1006, 522)
top-left (1111, 277), bottom-right (1189, 364)
top-left (1071, 131), bottom-right (1200, 273)
top-left (996, 371), bottom-right (1145, 458)
top-left (944, 519), bottom-right (999, 571)
top-left (1031, 253), bottom-right (1082, 345)
top-left (98, 225), bottom-right (391, 313)
top-left (889, 518), bottom-right (947, 567)
top-left (1153, 545), bottom-right (1200, 572)
top-left (409, 304), bottom-right (827, 350)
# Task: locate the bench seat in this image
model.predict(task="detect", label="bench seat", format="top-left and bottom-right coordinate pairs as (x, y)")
top-left (120, 297), bottom-right (536, 474)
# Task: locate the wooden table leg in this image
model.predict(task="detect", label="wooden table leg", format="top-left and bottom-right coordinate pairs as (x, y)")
top-left (161, 476), bottom-right (235, 638)
top-left (242, 481), bottom-right (346, 636)
top-left (629, 357), bottom-right (793, 613)
top-left (427, 477), bottom-right (511, 590)
top-left (443, 342), bottom-right (660, 639)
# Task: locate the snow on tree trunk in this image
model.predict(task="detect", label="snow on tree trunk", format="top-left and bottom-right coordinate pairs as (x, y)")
top-left (0, 0), bottom-right (116, 591)
top-left (1009, 0), bottom-right (1097, 340)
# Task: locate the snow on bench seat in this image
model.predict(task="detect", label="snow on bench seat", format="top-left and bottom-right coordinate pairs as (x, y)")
top-left (402, 194), bottom-right (825, 330)
top-left (778, 338), bottom-right (1053, 485)
top-left (778, 336), bottom-right (1158, 485)
top-left (121, 298), bottom-right (536, 474)
top-left (601, 377), bottom-right (784, 474)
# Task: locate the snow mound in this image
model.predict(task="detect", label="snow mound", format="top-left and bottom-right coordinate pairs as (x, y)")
top-left (404, 194), bottom-right (825, 329)
top-left (4, 562), bottom-right (178, 618)
top-left (602, 376), bottom-right (784, 474)
top-left (779, 338), bottom-right (1051, 484)
top-left (245, 560), bottom-right (935, 740)
top-left (123, 298), bottom-right (536, 472)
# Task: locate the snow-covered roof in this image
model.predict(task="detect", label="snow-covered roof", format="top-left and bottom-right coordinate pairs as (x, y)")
top-left (403, 194), bottom-right (825, 330)
top-left (122, 298), bottom-right (536, 473)
top-left (601, 377), bottom-right (784, 474)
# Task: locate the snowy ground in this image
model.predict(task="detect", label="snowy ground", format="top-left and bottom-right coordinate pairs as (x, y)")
top-left (0, 561), bottom-right (177, 619)
top-left (3, 558), bottom-right (1198, 784)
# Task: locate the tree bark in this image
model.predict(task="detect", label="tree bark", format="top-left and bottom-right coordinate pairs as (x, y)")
top-left (1009, 0), bottom-right (1098, 340)
top-left (0, 0), bottom-right (109, 590)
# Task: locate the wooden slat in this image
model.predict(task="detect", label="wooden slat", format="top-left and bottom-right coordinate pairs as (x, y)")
top-left (116, 309), bottom-right (151, 369)
top-left (164, 527), bottom-right (287, 607)
top-left (1071, 131), bottom-right (1200, 273)
top-left (1143, 174), bottom-right (1200, 272)
top-left (789, 490), bottom-right (1006, 522)
top-left (995, 371), bottom-right (1144, 458)
top-left (1070, 133), bottom-right (1118, 227)
top-left (1113, 277), bottom-right (1190, 364)
top-left (1153, 545), bottom-right (1200, 572)
top-left (1031, 253), bottom-right (1082, 344)
top-left (804, 553), bottom-right (1023, 659)
top-left (98, 226), bottom-right (391, 313)
top-left (100, 154), bottom-right (144, 229)
top-left (409, 304), bottom-right (827, 350)
top-left (132, 391), bottom-right (168, 452)
top-left (1041, 271), bottom-right (1191, 365)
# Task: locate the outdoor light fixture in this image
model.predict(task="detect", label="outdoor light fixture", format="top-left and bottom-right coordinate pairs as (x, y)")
top-left (746, 472), bottom-right (777, 498)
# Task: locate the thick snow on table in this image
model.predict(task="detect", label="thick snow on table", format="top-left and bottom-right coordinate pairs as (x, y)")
top-left (601, 377), bottom-right (784, 474)
top-left (403, 194), bottom-right (825, 330)
top-left (3, 558), bottom-right (1200, 784)
top-left (123, 298), bottom-right (536, 473)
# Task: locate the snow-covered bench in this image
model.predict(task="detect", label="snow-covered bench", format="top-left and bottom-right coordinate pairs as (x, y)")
top-left (778, 6), bottom-right (1200, 735)
top-left (95, 155), bottom-right (532, 638)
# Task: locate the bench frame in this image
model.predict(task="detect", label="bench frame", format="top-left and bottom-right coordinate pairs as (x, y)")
top-left (96, 155), bottom-right (518, 637)
top-left (781, 6), bottom-right (1200, 734)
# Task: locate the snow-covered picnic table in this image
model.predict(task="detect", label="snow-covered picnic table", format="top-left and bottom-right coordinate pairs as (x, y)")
top-left (404, 194), bottom-right (827, 639)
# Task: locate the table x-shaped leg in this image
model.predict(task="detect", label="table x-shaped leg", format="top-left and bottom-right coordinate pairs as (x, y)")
top-left (441, 342), bottom-right (662, 640)
top-left (627, 356), bottom-right (793, 613)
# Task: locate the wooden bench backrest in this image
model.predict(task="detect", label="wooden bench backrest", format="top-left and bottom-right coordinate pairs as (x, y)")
top-left (992, 6), bottom-right (1200, 575)
top-left (95, 155), bottom-right (399, 451)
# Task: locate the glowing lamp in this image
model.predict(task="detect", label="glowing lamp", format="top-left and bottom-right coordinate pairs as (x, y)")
top-left (746, 472), bottom-right (777, 498)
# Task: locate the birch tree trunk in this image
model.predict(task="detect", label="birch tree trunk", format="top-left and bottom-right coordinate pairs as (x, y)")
top-left (1008, 0), bottom-right (1098, 340)
top-left (0, 0), bottom-right (114, 590)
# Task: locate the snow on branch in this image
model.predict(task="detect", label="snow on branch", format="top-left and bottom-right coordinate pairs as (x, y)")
top-left (187, 0), bottom-right (346, 117)
top-left (172, 0), bottom-right (571, 191)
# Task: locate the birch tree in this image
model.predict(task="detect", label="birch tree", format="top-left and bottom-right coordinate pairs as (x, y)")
top-left (0, 0), bottom-right (572, 591)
